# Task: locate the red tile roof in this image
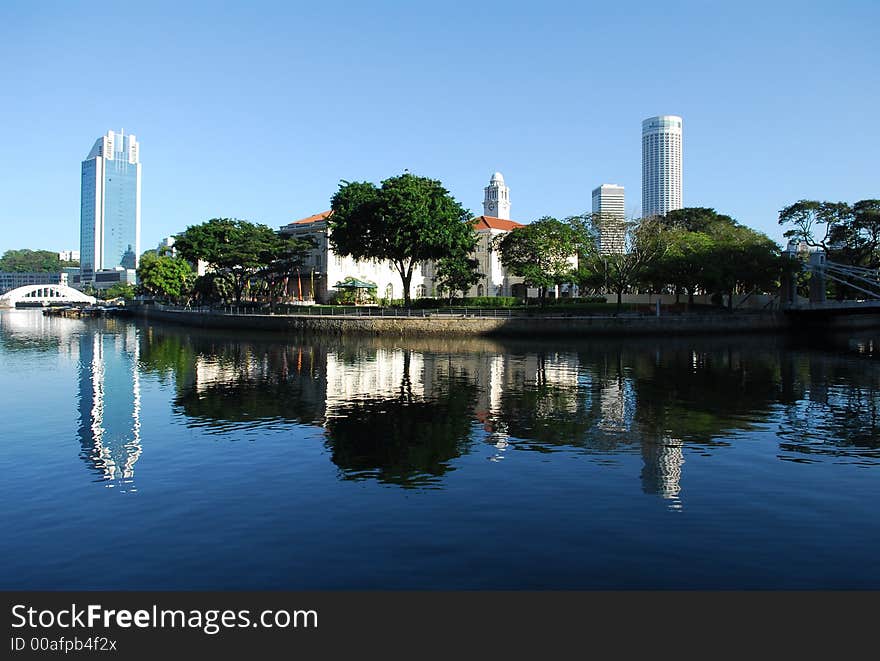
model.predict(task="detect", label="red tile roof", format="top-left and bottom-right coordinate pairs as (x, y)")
top-left (289, 211), bottom-right (522, 232)
top-left (291, 210), bottom-right (333, 225)
top-left (472, 216), bottom-right (524, 231)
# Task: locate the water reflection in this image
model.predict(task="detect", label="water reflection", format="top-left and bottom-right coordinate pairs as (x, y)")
top-left (4, 310), bottom-right (880, 503)
top-left (77, 322), bottom-right (142, 490)
top-left (134, 326), bottom-right (880, 499)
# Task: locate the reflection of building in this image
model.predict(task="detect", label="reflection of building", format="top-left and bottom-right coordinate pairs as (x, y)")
top-left (640, 436), bottom-right (684, 507)
top-left (597, 377), bottom-right (634, 432)
top-left (324, 349), bottom-right (424, 416)
top-left (80, 129), bottom-right (141, 285)
top-left (77, 325), bottom-right (141, 488)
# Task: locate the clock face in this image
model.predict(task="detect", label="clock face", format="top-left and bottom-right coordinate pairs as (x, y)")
top-left (488, 202), bottom-right (496, 210)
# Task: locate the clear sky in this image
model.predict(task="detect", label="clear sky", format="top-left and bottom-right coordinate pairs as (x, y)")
top-left (0, 0), bottom-right (877, 255)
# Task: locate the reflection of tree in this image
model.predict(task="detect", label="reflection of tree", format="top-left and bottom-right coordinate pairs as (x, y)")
top-left (139, 327), bottom-right (326, 429)
top-left (325, 354), bottom-right (477, 487)
top-left (777, 348), bottom-right (880, 461)
top-left (174, 345), bottom-right (325, 429)
top-left (628, 344), bottom-right (782, 444)
top-left (138, 328), bottom-right (196, 386)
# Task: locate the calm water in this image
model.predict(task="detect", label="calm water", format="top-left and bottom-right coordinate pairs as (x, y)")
top-left (1, 309), bottom-right (879, 589)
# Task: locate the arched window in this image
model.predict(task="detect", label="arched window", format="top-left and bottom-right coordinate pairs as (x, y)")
top-left (385, 284), bottom-right (393, 301)
top-left (416, 284), bottom-right (426, 298)
top-left (477, 284), bottom-right (484, 297)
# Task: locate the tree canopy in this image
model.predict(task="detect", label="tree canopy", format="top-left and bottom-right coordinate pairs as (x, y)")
top-left (0, 249), bottom-right (62, 272)
top-left (174, 218), bottom-right (312, 304)
top-left (497, 216), bottom-right (578, 304)
top-left (434, 255), bottom-right (482, 301)
top-left (328, 173), bottom-right (475, 306)
top-left (576, 218), bottom-right (665, 308)
top-left (136, 252), bottom-right (195, 303)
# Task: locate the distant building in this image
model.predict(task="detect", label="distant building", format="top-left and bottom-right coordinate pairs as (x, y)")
top-left (58, 250), bottom-right (80, 262)
top-left (483, 172), bottom-right (511, 220)
top-left (281, 173), bottom-right (538, 302)
top-left (467, 215), bottom-right (526, 297)
top-left (147, 237), bottom-right (206, 276)
top-left (591, 184), bottom-right (626, 254)
top-left (80, 129), bottom-right (141, 284)
top-left (642, 115), bottom-right (682, 217)
top-left (0, 271), bottom-right (64, 295)
top-left (280, 211), bottom-right (428, 303)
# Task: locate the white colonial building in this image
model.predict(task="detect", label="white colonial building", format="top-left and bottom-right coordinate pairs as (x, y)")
top-left (281, 173), bottom-right (545, 303)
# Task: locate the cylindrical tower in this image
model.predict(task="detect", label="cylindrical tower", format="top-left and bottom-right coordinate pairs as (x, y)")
top-left (641, 115), bottom-right (682, 218)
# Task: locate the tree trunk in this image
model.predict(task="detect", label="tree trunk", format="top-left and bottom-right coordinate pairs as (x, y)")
top-left (616, 289), bottom-right (622, 312)
top-left (399, 262), bottom-right (413, 308)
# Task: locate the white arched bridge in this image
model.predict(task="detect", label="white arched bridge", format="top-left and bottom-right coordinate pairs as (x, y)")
top-left (0, 284), bottom-right (97, 308)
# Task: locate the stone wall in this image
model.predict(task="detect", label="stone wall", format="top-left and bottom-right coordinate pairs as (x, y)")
top-left (132, 306), bottom-right (790, 338)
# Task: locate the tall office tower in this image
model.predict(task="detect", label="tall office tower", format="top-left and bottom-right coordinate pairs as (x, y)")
top-left (80, 130), bottom-right (141, 283)
top-left (592, 184), bottom-right (626, 254)
top-left (641, 115), bottom-right (682, 218)
top-left (483, 172), bottom-right (511, 219)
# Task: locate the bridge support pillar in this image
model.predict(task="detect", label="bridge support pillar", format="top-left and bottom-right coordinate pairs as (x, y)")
top-left (809, 251), bottom-right (826, 304)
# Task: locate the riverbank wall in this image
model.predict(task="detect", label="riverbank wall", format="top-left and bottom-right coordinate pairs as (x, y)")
top-left (130, 305), bottom-right (799, 338)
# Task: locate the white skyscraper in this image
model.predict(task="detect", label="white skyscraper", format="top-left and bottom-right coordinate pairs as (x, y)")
top-left (80, 130), bottom-right (142, 284)
top-left (483, 172), bottom-right (511, 219)
top-left (592, 184), bottom-right (626, 254)
top-left (641, 115), bottom-right (682, 218)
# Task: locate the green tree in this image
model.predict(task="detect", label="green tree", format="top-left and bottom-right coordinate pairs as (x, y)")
top-left (649, 227), bottom-right (715, 304)
top-left (778, 200), bottom-right (851, 252)
top-left (662, 207), bottom-right (736, 233)
top-left (328, 173), bottom-right (475, 307)
top-left (254, 235), bottom-right (315, 305)
top-left (102, 282), bottom-right (136, 301)
top-left (136, 252), bottom-right (195, 303)
top-left (497, 216), bottom-right (578, 305)
top-left (0, 249), bottom-right (61, 272)
top-left (575, 218), bottom-right (664, 310)
top-left (174, 218), bottom-right (290, 304)
top-left (827, 200), bottom-right (880, 269)
top-left (705, 223), bottom-right (781, 309)
top-left (434, 255), bottom-right (482, 302)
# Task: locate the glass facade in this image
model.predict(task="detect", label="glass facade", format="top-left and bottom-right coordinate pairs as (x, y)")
top-left (79, 131), bottom-right (141, 283)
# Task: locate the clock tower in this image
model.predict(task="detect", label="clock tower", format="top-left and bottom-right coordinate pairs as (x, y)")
top-left (483, 172), bottom-right (510, 219)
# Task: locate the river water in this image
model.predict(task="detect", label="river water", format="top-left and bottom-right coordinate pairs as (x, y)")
top-left (1, 309), bottom-right (879, 589)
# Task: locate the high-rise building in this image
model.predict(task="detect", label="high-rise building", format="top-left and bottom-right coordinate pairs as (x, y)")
top-left (592, 184), bottom-right (626, 254)
top-left (641, 115), bottom-right (682, 218)
top-left (80, 130), bottom-right (141, 284)
top-left (483, 172), bottom-right (510, 219)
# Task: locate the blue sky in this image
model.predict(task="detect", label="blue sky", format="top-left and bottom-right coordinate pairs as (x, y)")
top-left (0, 0), bottom-right (877, 254)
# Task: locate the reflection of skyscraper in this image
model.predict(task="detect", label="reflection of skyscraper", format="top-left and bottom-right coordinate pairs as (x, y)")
top-left (77, 324), bottom-right (141, 489)
top-left (640, 436), bottom-right (684, 508)
top-left (597, 377), bottom-right (634, 432)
